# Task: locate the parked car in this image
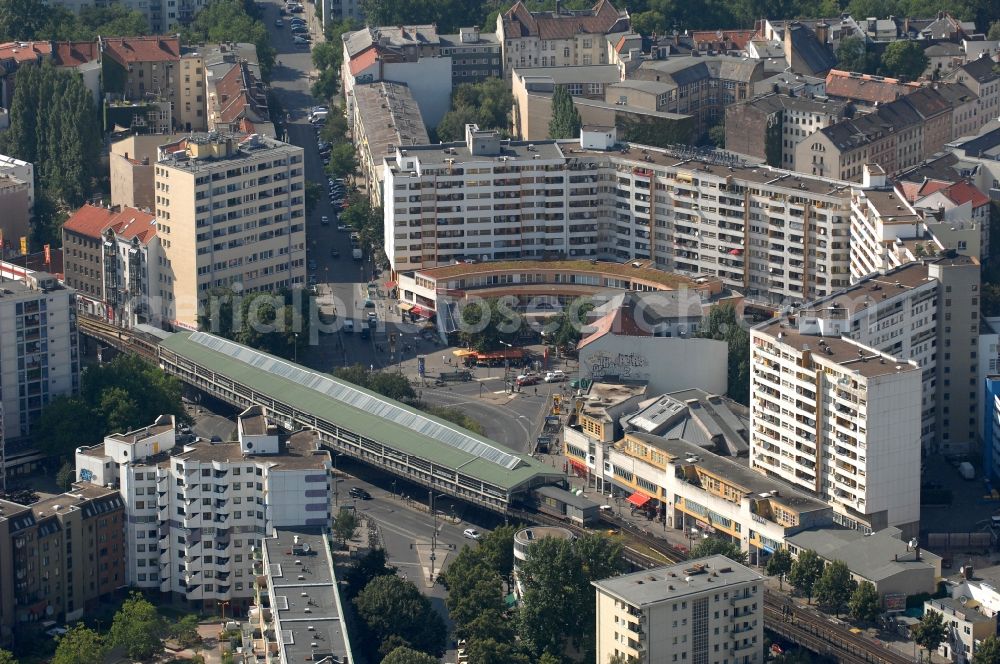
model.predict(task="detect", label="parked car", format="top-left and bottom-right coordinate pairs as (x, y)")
top-left (291, 25), bottom-right (308, 34)
top-left (273, 18), bottom-right (284, 26)
top-left (349, 487), bottom-right (372, 500)
top-left (544, 370), bottom-right (566, 383)
top-left (330, 248), bottom-right (340, 258)
top-left (320, 215), bottom-right (329, 226)
top-left (293, 35), bottom-right (310, 45)
top-left (463, 528), bottom-right (481, 540)
top-left (337, 223), bottom-right (347, 231)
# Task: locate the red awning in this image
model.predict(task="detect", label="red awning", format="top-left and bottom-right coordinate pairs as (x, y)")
top-left (568, 459), bottom-right (588, 474)
top-left (384, 281), bottom-right (397, 289)
top-left (411, 305), bottom-right (434, 318)
top-left (627, 492), bottom-right (652, 508)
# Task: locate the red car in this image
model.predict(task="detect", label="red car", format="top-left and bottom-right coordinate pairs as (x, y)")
top-left (516, 374), bottom-right (539, 386)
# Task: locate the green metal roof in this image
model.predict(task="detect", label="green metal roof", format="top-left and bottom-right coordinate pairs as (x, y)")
top-left (159, 331), bottom-right (564, 491)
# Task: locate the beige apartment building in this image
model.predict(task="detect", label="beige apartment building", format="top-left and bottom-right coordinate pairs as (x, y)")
top-left (153, 132), bottom-right (307, 328)
top-left (593, 555), bottom-right (764, 664)
top-left (110, 133), bottom-right (186, 210)
top-left (497, 0), bottom-right (631, 72)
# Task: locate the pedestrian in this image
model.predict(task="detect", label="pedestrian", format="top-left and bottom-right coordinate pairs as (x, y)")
top-left (534, 387), bottom-right (538, 396)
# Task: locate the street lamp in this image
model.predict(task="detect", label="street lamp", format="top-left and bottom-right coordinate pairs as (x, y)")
top-left (499, 340), bottom-right (513, 380)
top-left (429, 490), bottom-right (449, 584)
top-left (391, 480), bottom-right (397, 500)
top-left (293, 332), bottom-right (299, 363)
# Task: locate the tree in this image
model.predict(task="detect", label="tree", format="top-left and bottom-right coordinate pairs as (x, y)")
top-left (108, 592), bottom-right (166, 660)
top-left (543, 298), bottom-right (594, 351)
top-left (443, 547), bottom-right (505, 630)
top-left (437, 78), bottom-right (513, 142)
top-left (170, 615), bottom-right (202, 650)
top-left (326, 143), bottom-right (358, 179)
top-left (343, 548), bottom-right (397, 599)
top-left (98, 387), bottom-right (141, 434)
top-left (765, 549), bottom-right (793, 590)
top-left (478, 524), bottom-right (517, 582)
top-left (332, 508), bottom-right (360, 546)
top-left (380, 647), bottom-right (439, 664)
top-left (707, 121), bottom-right (726, 149)
top-left (836, 36), bottom-right (872, 73)
top-left (881, 40), bottom-right (929, 81)
top-left (913, 610), bottom-right (946, 661)
top-left (33, 396), bottom-right (103, 458)
top-left (788, 550), bottom-right (825, 603)
top-left (459, 297), bottom-right (526, 352)
top-left (518, 533), bottom-right (623, 657)
top-left (989, 21), bottom-right (1000, 41)
top-left (353, 575), bottom-right (447, 659)
top-left (464, 638), bottom-right (533, 664)
top-left (52, 625), bottom-right (104, 664)
top-left (0, 650), bottom-right (16, 664)
top-left (691, 537), bottom-right (748, 565)
top-left (813, 560), bottom-right (855, 616)
top-left (974, 635), bottom-right (1000, 664)
top-left (548, 85), bottom-right (582, 139)
top-left (848, 581), bottom-right (881, 624)
top-left (697, 304), bottom-right (750, 405)
top-left (181, 0), bottom-right (275, 78)
top-left (56, 461), bottom-right (75, 490)
top-left (304, 181), bottom-right (323, 218)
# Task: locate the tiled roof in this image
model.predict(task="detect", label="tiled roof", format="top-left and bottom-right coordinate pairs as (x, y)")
top-left (348, 48), bottom-right (379, 76)
top-left (824, 69), bottom-right (915, 104)
top-left (64, 204), bottom-right (157, 244)
top-left (690, 29), bottom-right (756, 51)
top-left (938, 180), bottom-right (990, 209)
top-left (951, 55), bottom-right (1000, 84)
top-left (786, 22), bottom-right (836, 75)
top-left (101, 36), bottom-right (180, 65)
top-left (214, 62), bottom-right (269, 124)
top-left (901, 86), bottom-right (951, 119)
top-left (578, 292), bottom-right (652, 349)
top-left (53, 41), bottom-right (99, 67)
top-left (502, 0), bottom-right (628, 41)
top-left (63, 204), bottom-right (116, 238)
top-left (0, 41), bottom-right (52, 65)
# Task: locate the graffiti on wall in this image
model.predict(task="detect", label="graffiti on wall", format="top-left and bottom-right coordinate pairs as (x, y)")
top-left (585, 351), bottom-right (650, 378)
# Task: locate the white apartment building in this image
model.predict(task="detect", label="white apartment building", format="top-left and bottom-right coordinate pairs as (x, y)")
top-left (750, 318), bottom-right (922, 537)
top-left (0, 154), bottom-right (34, 213)
top-left (74, 406), bottom-right (332, 610)
top-left (154, 132), bottom-right (307, 328)
top-left (851, 166), bottom-right (983, 280)
top-left (793, 256), bottom-right (980, 454)
top-left (512, 526), bottom-right (574, 599)
top-left (384, 125), bottom-right (853, 307)
top-left (593, 555), bottom-right (764, 664)
top-left (0, 272), bottom-right (80, 440)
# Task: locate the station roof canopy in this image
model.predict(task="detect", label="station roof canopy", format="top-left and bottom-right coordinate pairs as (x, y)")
top-left (159, 331), bottom-right (563, 492)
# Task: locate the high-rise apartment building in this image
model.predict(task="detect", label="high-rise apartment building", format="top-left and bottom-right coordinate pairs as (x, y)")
top-left (384, 125), bottom-right (853, 306)
top-left (0, 272), bottom-right (79, 441)
top-left (593, 555), bottom-right (764, 664)
top-left (75, 407), bottom-right (331, 611)
top-left (0, 484), bottom-right (125, 646)
top-left (750, 317), bottom-right (922, 536)
top-left (153, 132), bottom-right (307, 328)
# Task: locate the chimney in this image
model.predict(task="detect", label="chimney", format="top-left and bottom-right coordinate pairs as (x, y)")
top-left (815, 21), bottom-right (829, 45)
top-left (555, 0), bottom-right (561, 14)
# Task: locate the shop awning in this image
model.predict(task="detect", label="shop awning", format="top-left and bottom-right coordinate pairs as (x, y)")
top-left (627, 492), bottom-right (652, 508)
top-left (411, 305), bottom-right (434, 318)
top-left (453, 349), bottom-right (477, 357)
top-left (398, 302), bottom-right (415, 312)
top-left (384, 280), bottom-right (397, 289)
top-left (568, 459), bottom-right (588, 474)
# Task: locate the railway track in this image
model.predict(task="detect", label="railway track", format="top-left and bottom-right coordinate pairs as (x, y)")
top-left (77, 315), bottom-right (160, 361)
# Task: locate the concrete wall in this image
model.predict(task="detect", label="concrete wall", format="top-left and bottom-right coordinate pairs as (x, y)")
top-left (579, 335), bottom-right (728, 396)
top-left (0, 184), bottom-right (30, 243)
top-left (382, 57), bottom-right (453, 127)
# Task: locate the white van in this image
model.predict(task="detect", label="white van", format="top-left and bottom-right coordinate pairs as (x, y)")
top-left (342, 319), bottom-right (354, 333)
top-left (309, 110), bottom-right (328, 124)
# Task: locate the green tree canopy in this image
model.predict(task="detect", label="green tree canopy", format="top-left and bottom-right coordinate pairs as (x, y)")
top-left (109, 592), bottom-right (166, 660)
top-left (788, 550), bottom-right (825, 602)
top-left (52, 625), bottom-right (104, 664)
top-left (380, 646), bottom-right (439, 664)
top-left (765, 549), bottom-right (793, 589)
top-left (0, 650), bottom-right (16, 664)
top-left (181, 0), bottom-right (275, 78)
top-left (813, 560), bottom-right (856, 616)
top-left (691, 537), bottom-right (748, 565)
top-left (697, 304), bottom-right (750, 405)
top-left (353, 576), bottom-right (447, 659)
top-left (848, 581), bottom-right (881, 623)
top-left (459, 297), bottom-right (525, 352)
top-left (437, 78), bottom-right (513, 142)
top-left (170, 615), bottom-right (202, 650)
top-left (543, 298), bottom-right (594, 351)
top-left (881, 40), bottom-right (929, 81)
top-left (836, 36), bottom-right (877, 74)
top-left (974, 635), bottom-right (1000, 664)
top-left (989, 21), bottom-right (1000, 41)
top-left (332, 507), bottom-right (360, 546)
top-left (913, 609), bottom-right (946, 659)
top-left (443, 546), bottom-right (506, 630)
top-left (549, 85), bottom-right (582, 139)
top-left (344, 548), bottom-right (397, 599)
top-left (478, 524), bottom-right (517, 581)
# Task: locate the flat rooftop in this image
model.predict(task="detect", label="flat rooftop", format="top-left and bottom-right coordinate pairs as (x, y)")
top-left (580, 382), bottom-right (647, 421)
top-left (754, 318), bottom-right (920, 378)
top-left (412, 259), bottom-right (700, 291)
top-left (106, 420), bottom-right (174, 445)
top-left (929, 597), bottom-right (994, 624)
top-left (787, 527), bottom-right (941, 582)
top-left (175, 430), bottom-right (329, 470)
top-left (798, 262), bottom-right (935, 318)
top-left (353, 81), bottom-right (429, 168)
top-left (862, 188), bottom-right (921, 221)
top-left (391, 137), bottom-right (566, 169)
top-left (263, 528), bottom-right (352, 664)
top-left (627, 433), bottom-right (828, 513)
top-left (593, 555), bottom-right (762, 606)
top-left (159, 332), bottom-right (561, 492)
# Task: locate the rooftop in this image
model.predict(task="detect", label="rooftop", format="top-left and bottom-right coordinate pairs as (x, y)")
top-left (353, 82), bottom-right (430, 165)
top-left (176, 430), bottom-right (329, 470)
top-left (106, 416), bottom-right (175, 445)
top-left (263, 528), bottom-right (352, 664)
top-left (754, 318), bottom-right (921, 378)
top-left (928, 597), bottom-right (994, 624)
top-left (53, 41), bottom-right (99, 67)
top-left (514, 63), bottom-right (624, 85)
top-left (627, 389), bottom-right (749, 457)
top-left (501, 0), bottom-right (629, 41)
top-left (0, 41), bottom-right (52, 65)
top-left (786, 527), bottom-right (941, 582)
top-left (159, 332), bottom-right (561, 491)
top-left (593, 555), bottom-right (762, 606)
top-left (157, 133), bottom-right (300, 172)
top-left (578, 381), bottom-right (648, 421)
top-left (627, 433), bottom-right (827, 513)
top-left (579, 293), bottom-right (653, 348)
top-left (860, 188), bottom-right (922, 221)
top-left (798, 261), bottom-right (935, 318)
top-left (824, 69), bottom-right (916, 104)
top-left (63, 204), bottom-right (158, 244)
top-left (412, 259), bottom-right (700, 291)
top-left (101, 36), bottom-right (180, 65)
